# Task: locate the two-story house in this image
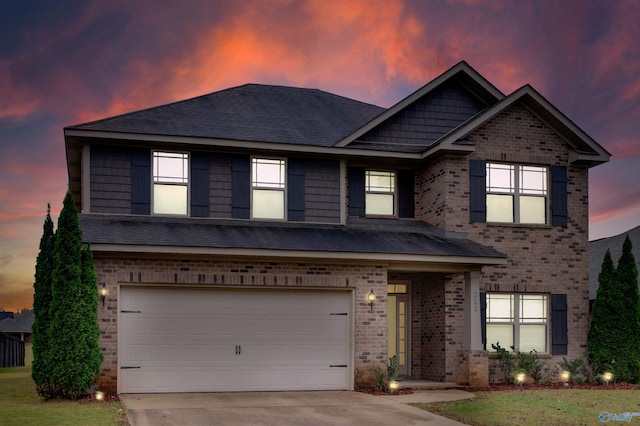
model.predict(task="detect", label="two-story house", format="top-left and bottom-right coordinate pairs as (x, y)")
top-left (64, 61), bottom-right (609, 394)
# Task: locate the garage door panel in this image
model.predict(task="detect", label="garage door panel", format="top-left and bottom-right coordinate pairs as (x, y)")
top-left (119, 287), bottom-right (351, 393)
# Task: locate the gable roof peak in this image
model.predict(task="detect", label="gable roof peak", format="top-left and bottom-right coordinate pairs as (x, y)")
top-left (335, 60), bottom-right (505, 149)
top-left (430, 83), bottom-right (610, 165)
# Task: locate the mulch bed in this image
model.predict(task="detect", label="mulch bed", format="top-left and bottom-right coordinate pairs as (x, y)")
top-left (359, 382), bottom-right (640, 395)
top-left (357, 388), bottom-right (414, 396)
top-left (469, 382), bottom-right (640, 392)
top-left (77, 393), bottom-right (121, 403)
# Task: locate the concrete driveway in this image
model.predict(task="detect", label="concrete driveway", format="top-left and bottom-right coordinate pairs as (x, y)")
top-left (121, 390), bottom-right (472, 425)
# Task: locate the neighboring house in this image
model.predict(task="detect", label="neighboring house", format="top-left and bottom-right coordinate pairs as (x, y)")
top-left (589, 225), bottom-right (640, 302)
top-left (64, 61), bottom-right (609, 394)
top-left (0, 310), bottom-right (33, 343)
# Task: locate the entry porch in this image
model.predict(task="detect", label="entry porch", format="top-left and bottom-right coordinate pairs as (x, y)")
top-left (387, 270), bottom-right (488, 387)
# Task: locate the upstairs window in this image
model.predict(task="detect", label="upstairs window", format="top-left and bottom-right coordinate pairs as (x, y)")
top-left (252, 158), bottom-right (286, 219)
top-left (153, 151), bottom-right (189, 215)
top-left (365, 170), bottom-right (395, 216)
top-left (486, 293), bottom-right (548, 353)
top-left (486, 163), bottom-right (547, 224)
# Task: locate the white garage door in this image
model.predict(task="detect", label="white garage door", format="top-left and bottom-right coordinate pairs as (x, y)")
top-left (119, 286), bottom-right (352, 393)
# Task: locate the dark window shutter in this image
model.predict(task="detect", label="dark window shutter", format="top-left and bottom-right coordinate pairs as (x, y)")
top-left (190, 152), bottom-right (210, 217)
top-left (469, 159), bottom-right (486, 222)
top-left (398, 170), bottom-right (415, 218)
top-left (287, 159), bottom-right (305, 221)
top-left (480, 292), bottom-right (487, 350)
top-left (551, 165), bottom-right (568, 227)
top-left (348, 167), bottom-right (365, 216)
top-left (131, 148), bottom-right (150, 215)
top-left (231, 155), bottom-right (250, 219)
top-left (551, 294), bottom-right (568, 355)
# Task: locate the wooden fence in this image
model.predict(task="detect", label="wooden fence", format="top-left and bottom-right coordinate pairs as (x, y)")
top-left (0, 332), bottom-right (25, 368)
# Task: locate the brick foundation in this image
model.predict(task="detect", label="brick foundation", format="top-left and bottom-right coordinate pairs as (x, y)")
top-left (457, 350), bottom-right (489, 387)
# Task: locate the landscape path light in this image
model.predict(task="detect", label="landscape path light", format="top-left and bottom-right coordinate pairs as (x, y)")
top-left (515, 372), bottom-right (526, 392)
top-left (603, 372), bottom-right (613, 389)
top-left (560, 370), bottom-right (570, 388)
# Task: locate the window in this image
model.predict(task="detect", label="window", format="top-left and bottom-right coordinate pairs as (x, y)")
top-left (365, 170), bottom-right (395, 216)
top-left (252, 158), bottom-right (285, 219)
top-left (486, 293), bottom-right (548, 353)
top-left (486, 163), bottom-right (547, 224)
top-left (153, 151), bottom-right (188, 215)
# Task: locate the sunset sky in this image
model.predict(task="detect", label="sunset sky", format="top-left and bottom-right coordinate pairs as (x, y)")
top-left (1, 0), bottom-right (639, 312)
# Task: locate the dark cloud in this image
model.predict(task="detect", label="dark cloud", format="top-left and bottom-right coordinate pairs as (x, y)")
top-left (0, 0), bottom-right (89, 58)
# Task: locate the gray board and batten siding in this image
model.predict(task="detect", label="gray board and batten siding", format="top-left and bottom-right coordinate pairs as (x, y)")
top-left (348, 79), bottom-right (489, 152)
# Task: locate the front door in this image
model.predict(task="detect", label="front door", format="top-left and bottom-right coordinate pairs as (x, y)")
top-left (387, 283), bottom-right (409, 376)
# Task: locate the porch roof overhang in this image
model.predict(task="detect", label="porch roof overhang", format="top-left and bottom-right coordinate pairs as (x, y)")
top-left (79, 214), bottom-right (506, 273)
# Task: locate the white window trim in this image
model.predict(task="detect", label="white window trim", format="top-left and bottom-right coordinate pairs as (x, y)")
top-left (151, 151), bottom-right (190, 216)
top-left (486, 162), bottom-right (549, 225)
top-left (251, 157), bottom-right (287, 220)
top-left (486, 293), bottom-right (549, 354)
top-left (365, 169), bottom-right (397, 217)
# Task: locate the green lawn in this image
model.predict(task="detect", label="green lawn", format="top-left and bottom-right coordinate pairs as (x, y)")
top-left (0, 366), bottom-right (127, 426)
top-left (414, 389), bottom-right (640, 425)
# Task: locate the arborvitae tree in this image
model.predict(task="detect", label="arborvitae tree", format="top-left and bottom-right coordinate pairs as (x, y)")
top-left (80, 246), bottom-right (103, 386)
top-left (614, 236), bottom-right (640, 382)
top-left (48, 191), bottom-right (103, 399)
top-left (588, 250), bottom-right (619, 374)
top-left (32, 204), bottom-right (56, 398)
top-left (589, 238), bottom-right (640, 383)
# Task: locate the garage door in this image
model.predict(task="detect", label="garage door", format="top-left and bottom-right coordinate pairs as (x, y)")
top-left (119, 286), bottom-right (352, 393)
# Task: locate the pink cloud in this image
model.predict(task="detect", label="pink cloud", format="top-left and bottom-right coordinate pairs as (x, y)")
top-left (0, 59), bottom-right (41, 120)
top-left (606, 138), bottom-right (640, 159)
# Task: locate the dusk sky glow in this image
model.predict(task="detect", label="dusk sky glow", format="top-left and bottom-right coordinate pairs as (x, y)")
top-left (1, 0), bottom-right (639, 312)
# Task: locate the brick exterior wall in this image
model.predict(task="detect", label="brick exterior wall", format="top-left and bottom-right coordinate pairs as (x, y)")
top-left (416, 104), bottom-right (591, 381)
top-left (95, 255), bottom-right (388, 394)
top-left (411, 273), bottom-right (446, 381)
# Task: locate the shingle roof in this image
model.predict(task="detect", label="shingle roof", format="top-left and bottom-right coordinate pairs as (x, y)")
top-left (67, 84), bottom-right (384, 147)
top-left (0, 311), bottom-right (33, 334)
top-left (0, 318), bottom-right (26, 333)
top-left (589, 225), bottom-right (640, 300)
top-left (13, 311), bottom-right (33, 331)
top-left (79, 214), bottom-right (505, 261)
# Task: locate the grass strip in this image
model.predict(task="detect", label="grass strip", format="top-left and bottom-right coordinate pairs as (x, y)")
top-left (0, 366), bottom-right (127, 426)
top-left (414, 389), bottom-right (640, 426)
